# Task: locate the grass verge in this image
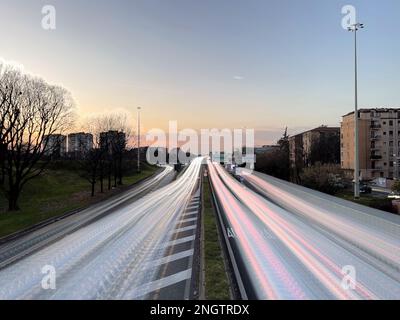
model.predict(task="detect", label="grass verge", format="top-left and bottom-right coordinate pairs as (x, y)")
top-left (203, 176), bottom-right (230, 300)
top-left (0, 162), bottom-right (159, 238)
top-left (335, 190), bottom-right (396, 213)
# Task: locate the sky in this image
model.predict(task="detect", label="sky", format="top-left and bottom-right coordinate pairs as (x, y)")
top-left (0, 0), bottom-right (399, 145)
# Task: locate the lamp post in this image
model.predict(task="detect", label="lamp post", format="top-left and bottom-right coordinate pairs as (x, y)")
top-left (137, 107), bottom-right (141, 173)
top-left (348, 22), bottom-right (364, 199)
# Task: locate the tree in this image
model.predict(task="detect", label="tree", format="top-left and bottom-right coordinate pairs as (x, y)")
top-left (255, 128), bottom-right (290, 181)
top-left (0, 63), bottom-right (26, 185)
top-left (0, 62), bottom-right (75, 211)
top-left (392, 180), bottom-right (400, 194)
top-left (80, 113), bottom-right (135, 196)
top-left (309, 133), bottom-right (340, 166)
top-left (299, 162), bottom-right (344, 195)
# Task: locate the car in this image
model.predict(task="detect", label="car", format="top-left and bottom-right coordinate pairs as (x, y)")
top-left (360, 185), bottom-right (372, 194)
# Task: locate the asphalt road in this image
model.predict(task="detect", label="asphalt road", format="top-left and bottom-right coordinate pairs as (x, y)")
top-left (0, 166), bottom-right (176, 270)
top-left (208, 162), bottom-right (400, 299)
top-left (0, 159), bottom-right (204, 299)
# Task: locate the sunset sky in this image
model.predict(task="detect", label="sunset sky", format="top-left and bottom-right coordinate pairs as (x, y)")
top-left (0, 0), bottom-right (399, 145)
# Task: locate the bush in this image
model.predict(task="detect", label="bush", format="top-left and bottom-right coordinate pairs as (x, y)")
top-left (392, 180), bottom-right (400, 193)
top-left (299, 163), bottom-right (345, 195)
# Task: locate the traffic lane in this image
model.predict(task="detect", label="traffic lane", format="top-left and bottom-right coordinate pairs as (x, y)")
top-left (238, 170), bottom-right (400, 269)
top-left (210, 162), bottom-right (400, 299)
top-left (0, 166), bottom-right (175, 269)
top-left (146, 191), bottom-right (201, 300)
top-left (0, 159), bottom-right (204, 299)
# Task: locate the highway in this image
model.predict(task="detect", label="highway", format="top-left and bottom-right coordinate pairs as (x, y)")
top-left (0, 158), bottom-right (203, 299)
top-left (0, 166), bottom-right (175, 268)
top-left (208, 161), bottom-right (400, 300)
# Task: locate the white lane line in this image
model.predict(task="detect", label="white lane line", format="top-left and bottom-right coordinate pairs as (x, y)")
top-left (179, 217), bottom-right (198, 224)
top-left (184, 209), bottom-right (198, 214)
top-left (149, 249), bottom-right (194, 267)
top-left (187, 203), bottom-right (198, 207)
top-left (181, 213), bottom-right (197, 219)
top-left (172, 224), bottom-right (197, 233)
top-left (131, 269), bottom-right (193, 299)
top-left (162, 235), bottom-right (195, 247)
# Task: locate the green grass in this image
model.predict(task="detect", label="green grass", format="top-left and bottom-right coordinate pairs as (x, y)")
top-left (0, 163), bottom-right (159, 238)
top-left (203, 177), bottom-right (231, 300)
top-left (335, 190), bottom-right (395, 213)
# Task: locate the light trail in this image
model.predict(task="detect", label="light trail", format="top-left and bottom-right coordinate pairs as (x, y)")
top-left (208, 161), bottom-right (400, 300)
top-left (0, 158), bottom-right (203, 300)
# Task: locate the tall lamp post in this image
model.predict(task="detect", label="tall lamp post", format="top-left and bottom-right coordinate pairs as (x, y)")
top-left (137, 107), bottom-right (141, 173)
top-left (348, 22), bottom-right (364, 199)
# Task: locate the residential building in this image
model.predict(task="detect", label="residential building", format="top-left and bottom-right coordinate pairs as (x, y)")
top-left (341, 108), bottom-right (400, 180)
top-left (289, 134), bottom-right (303, 171)
top-left (67, 132), bottom-right (93, 157)
top-left (289, 126), bottom-right (340, 170)
top-left (43, 134), bottom-right (67, 157)
top-left (100, 130), bottom-right (126, 154)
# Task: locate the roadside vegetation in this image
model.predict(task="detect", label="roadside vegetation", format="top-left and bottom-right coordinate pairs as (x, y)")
top-left (335, 190), bottom-right (397, 213)
top-left (255, 128), bottom-right (397, 214)
top-left (1, 60), bottom-right (159, 237)
top-left (0, 161), bottom-right (158, 238)
top-left (202, 177), bottom-right (230, 300)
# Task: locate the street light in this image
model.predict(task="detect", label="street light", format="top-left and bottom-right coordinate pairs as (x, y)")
top-left (348, 22), bottom-right (364, 199)
top-left (137, 107), bottom-right (141, 173)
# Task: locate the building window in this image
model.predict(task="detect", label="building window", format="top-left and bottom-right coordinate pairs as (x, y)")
top-left (383, 132), bottom-right (387, 135)
top-left (390, 161), bottom-right (394, 167)
top-left (390, 120), bottom-right (393, 126)
top-left (384, 162), bottom-right (387, 166)
top-left (383, 121), bottom-right (387, 125)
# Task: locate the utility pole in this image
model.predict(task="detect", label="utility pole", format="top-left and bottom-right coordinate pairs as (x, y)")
top-left (348, 22), bottom-right (364, 199)
top-left (137, 107), bottom-right (141, 173)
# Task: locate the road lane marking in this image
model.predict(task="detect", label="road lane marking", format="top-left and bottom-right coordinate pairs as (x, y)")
top-left (179, 217), bottom-right (198, 224)
top-left (162, 235), bottom-right (195, 247)
top-left (172, 225), bottom-right (197, 233)
top-left (130, 269), bottom-right (192, 298)
top-left (149, 249), bottom-right (194, 267)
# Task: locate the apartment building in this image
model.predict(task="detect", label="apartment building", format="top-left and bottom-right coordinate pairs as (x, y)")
top-left (100, 130), bottom-right (126, 154)
top-left (289, 126), bottom-right (340, 170)
top-left (341, 108), bottom-right (400, 180)
top-left (43, 134), bottom-right (67, 157)
top-left (67, 132), bottom-right (93, 157)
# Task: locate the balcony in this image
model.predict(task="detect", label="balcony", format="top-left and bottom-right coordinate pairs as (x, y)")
top-left (370, 135), bottom-right (381, 140)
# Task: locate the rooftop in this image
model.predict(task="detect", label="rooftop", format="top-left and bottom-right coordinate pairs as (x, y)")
top-left (343, 108), bottom-right (400, 117)
top-left (290, 126), bottom-right (340, 138)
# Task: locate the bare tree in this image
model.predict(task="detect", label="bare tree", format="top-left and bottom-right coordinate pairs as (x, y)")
top-left (0, 62), bottom-right (75, 211)
top-left (80, 112), bottom-right (135, 196)
top-left (0, 63), bottom-right (26, 185)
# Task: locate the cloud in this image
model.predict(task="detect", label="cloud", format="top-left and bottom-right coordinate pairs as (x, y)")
top-left (233, 75), bottom-right (244, 80)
